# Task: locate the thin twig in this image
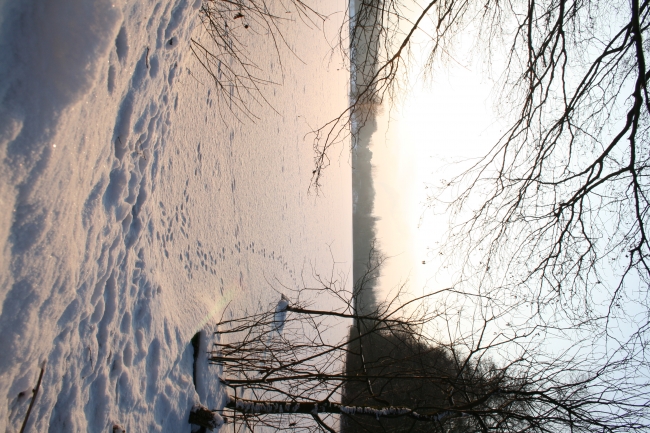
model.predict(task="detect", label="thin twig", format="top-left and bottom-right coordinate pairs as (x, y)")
top-left (19, 361), bottom-right (46, 433)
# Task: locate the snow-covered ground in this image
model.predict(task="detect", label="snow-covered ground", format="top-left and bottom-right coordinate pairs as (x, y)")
top-left (0, 0), bottom-right (351, 431)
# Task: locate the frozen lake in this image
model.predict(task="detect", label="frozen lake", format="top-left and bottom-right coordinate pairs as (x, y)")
top-left (0, 0), bottom-right (351, 431)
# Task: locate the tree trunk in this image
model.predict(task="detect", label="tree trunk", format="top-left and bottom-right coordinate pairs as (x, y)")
top-left (188, 404), bottom-right (224, 430)
top-left (225, 396), bottom-right (456, 422)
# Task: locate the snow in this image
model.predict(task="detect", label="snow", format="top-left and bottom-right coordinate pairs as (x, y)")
top-left (233, 398), bottom-right (301, 414)
top-left (339, 405), bottom-right (454, 422)
top-left (339, 405), bottom-right (411, 419)
top-left (272, 294), bottom-right (289, 335)
top-left (0, 0), bottom-right (351, 431)
top-left (189, 404), bottom-right (224, 429)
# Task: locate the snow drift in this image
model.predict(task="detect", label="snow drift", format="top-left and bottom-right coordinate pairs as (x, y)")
top-left (0, 0), bottom-right (351, 431)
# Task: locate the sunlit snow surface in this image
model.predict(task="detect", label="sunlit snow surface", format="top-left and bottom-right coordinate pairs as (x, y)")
top-left (0, 0), bottom-right (351, 431)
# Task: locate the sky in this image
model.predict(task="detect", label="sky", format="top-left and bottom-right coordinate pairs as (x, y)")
top-left (365, 11), bottom-right (645, 347)
top-left (368, 47), bottom-right (506, 298)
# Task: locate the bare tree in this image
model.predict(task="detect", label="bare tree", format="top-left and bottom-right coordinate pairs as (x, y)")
top-left (425, 2), bottom-right (650, 418)
top-left (310, 0), bottom-right (473, 189)
top-left (311, 0), bottom-right (650, 317)
top-left (307, 0), bottom-right (650, 425)
top-left (435, 3), bottom-right (650, 301)
top-left (187, 0), bottom-right (650, 428)
top-left (191, 0), bottom-right (326, 122)
top-left (190, 260), bottom-right (650, 432)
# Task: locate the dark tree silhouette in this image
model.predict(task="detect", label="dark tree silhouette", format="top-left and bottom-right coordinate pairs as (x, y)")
top-left (190, 259), bottom-right (650, 432)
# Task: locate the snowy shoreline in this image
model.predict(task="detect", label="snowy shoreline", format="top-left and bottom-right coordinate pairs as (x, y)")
top-left (0, 0), bottom-right (351, 431)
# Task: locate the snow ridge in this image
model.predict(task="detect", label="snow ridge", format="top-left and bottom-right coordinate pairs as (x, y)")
top-left (0, 0), bottom-right (351, 430)
top-left (0, 0), bottom-right (207, 431)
